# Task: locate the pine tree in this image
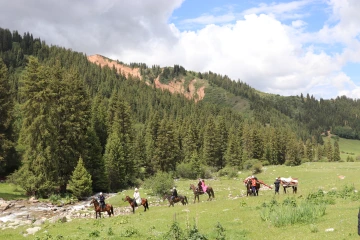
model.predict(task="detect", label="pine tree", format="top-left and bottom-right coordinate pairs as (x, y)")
top-left (333, 140), bottom-right (341, 162)
top-left (153, 119), bottom-right (179, 172)
top-left (0, 58), bottom-right (16, 174)
top-left (326, 139), bottom-right (333, 161)
top-left (224, 127), bottom-right (242, 167)
top-left (82, 127), bottom-right (109, 192)
top-left (104, 94), bottom-right (134, 190)
top-left (203, 117), bottom-right (219, 168)
top-left (68, 157), bottom-right (93, 200)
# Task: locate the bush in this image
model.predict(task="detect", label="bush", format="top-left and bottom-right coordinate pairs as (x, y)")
top-left (260, 198), bottom-right (327, 227)
top-left (176, 162), bottom-right (198, 179)
top-left (242, 159), bottom-right (261, 170)
top-left (217, 166), bottom-right (238, 178)
top-left (143, 172), bottom-right (174, 196)
top-left (251, 162), bottom-right (263, 174)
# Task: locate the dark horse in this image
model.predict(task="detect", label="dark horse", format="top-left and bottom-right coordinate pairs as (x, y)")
top-left (163, 194), bottom-right (188, 207)
top-left (90, 198), bottom-right (114, 219)
top-left (245, 180), bottom-right (260, 196)
top-left (189, 184), bottom-right (215, 203)
top-left (124, 196), bottom-right (149, 213)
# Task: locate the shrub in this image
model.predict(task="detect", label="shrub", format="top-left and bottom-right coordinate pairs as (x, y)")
top-left (176, 162), bottom-right (198, 179)
top-left (242, 159), bottom-right (259, 170)
top-left (143, 172), bottom-right (174, 196)
top-left (260, 200), bottom-right (326, 227)
top-left (217, 166), bottom-right (238, 178)
top-left (251, 162), bottom-right (263, 174)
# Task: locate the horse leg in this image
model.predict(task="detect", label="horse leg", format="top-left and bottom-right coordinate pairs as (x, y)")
top-left (283, 187), bottom-right (287, 194)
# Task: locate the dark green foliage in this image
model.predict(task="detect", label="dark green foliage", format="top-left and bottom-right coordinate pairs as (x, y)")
top-left (0, 58), bottom-right (17, 174)
top-left (143, 171), bottom-right (174, 196)
top-left (68, 157), bottom-right (93, 200)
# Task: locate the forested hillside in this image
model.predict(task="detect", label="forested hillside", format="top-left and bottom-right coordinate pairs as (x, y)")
top-left (0, 27), bottom-right (354, 196)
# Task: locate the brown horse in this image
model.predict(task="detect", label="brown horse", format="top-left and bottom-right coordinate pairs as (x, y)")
top-left (189, 184), bottom-right (215, 203)
top-left (163, 194), bottom-right (188, 207)
top-left (90, 198), bottom-right (114, 219)
top-left (124, 196), bottom-right (149, 214)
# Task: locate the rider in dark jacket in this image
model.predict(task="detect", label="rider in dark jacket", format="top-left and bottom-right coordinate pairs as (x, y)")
top-left (99, 192), bottom-right (105, 209)
top-left (171, 187), bottom-right (178, 201)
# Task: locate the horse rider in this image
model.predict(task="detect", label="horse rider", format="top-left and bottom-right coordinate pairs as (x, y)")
top-left (133, 188), bottom-right (141, 207)
top-left (99, 192), bottom-right (105, 210)
top-left (251, 176), bottom-right (258, 194)
top-left (274, 177), bottom-right (281, 194)
top-left (171, 186), bottom-right (178, 201)
top-left (198, 178), bottom-right (203, 193)
top-left (201, 179), bottom-right (207, 192)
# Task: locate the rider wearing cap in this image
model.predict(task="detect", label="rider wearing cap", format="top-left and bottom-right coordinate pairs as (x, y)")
top-left (133, 188), bottom-right (141, 206)
top-left (99, 192), bottom-right (105, 210)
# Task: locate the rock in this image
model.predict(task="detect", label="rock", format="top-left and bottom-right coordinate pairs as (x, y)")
top-left (14, 204), bottom-right (25, 209)
top-left (25, 226), bottom-right (41, 235)
top-left (0, 201), bottom-right (11, 211)
top-left (33, 219), bottom-right (44, 226)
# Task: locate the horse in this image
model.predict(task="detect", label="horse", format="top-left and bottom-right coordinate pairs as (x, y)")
top-left (280, 177), bottom-right (298, 194)
top-left (90, 198), bottom-right (114, 219)
top-left (124, 195), bottom-right (149, 213)
top-left (244, 179), bottom-right (260, 196)
top-left (189, 183), bottom-right (215, 203)
top-left (163, 194), bottom-right (188, 207)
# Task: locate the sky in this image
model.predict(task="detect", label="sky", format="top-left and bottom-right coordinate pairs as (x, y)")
top-left (1, 0), bottom-right (360, 99)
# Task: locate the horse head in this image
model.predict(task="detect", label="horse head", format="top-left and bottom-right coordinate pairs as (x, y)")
top-left (189, 184), bottom-right (195, 190)
top-left (124, 196), bottom-right (131, 203)
top-left (90, 198), bottom-right (98, 206)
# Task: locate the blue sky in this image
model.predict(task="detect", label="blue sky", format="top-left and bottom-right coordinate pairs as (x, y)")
top-left (0, 0), bottom-right (359, 99)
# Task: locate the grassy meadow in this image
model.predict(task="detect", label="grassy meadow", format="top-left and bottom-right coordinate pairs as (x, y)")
top-left (2, 162), bottom-right (360, 240)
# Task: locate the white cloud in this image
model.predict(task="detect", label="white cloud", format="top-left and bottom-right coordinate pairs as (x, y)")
top-left (1, 0), bottom-right (360, 99)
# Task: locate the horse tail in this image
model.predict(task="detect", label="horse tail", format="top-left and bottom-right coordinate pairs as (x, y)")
top-left (111, 205), bottom-right (114, 216)
top-left (145, 199), bottom-right (149, 210)
top-left (184, 196), bottom-right (188, 205)
top-left (210, 188), bottom-right (215, 198)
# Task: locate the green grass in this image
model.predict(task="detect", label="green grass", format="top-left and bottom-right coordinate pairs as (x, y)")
top-left (328, 136), bottom-right (360, 160)
top-left (2, 162), bottom-right (360, 239)
top-left (0, 183), bottom-right (26, 200)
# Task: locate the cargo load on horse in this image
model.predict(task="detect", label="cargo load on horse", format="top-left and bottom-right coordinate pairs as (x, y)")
top-left (280, 177), bottom-right (298, 193)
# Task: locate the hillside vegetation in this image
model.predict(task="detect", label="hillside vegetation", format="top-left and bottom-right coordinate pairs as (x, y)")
top-left (0, 27), bottom-right (359, 197)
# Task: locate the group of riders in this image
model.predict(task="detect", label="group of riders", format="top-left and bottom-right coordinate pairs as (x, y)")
top-left (97, 178), bottom-right (209, 209)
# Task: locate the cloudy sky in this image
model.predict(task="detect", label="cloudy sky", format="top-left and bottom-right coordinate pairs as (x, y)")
top-left (1, 0), bottom-right (360, 99)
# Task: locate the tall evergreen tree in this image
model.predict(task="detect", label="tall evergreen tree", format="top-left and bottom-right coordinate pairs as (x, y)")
top-left (68, 157), bottom-right (93, 200)
top-left (0, 58), bottom-right (16, 174)
top-left (203, 117), bottom-right (219, 168)
top-left (333, 140), bottom-right (341, 162)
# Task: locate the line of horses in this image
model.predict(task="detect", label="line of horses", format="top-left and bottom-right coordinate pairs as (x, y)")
top-left (90, 179), bottom-right (297, 218)
top-left (89, 182), bottom-right (216, 218)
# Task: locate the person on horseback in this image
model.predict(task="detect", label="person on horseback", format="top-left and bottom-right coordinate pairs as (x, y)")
top-left (201, 179), bottom-right (207, 192)
top-left (171, 186), bottom-right (178, 201)
top-left (251, 176), bottom-right (258, 195)
top-left (198, 178), bottom-right (203, 193)
top-left (99, 192), bottom-right (105, 210)
top-left (133, 188), bottom-right (141, 207)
